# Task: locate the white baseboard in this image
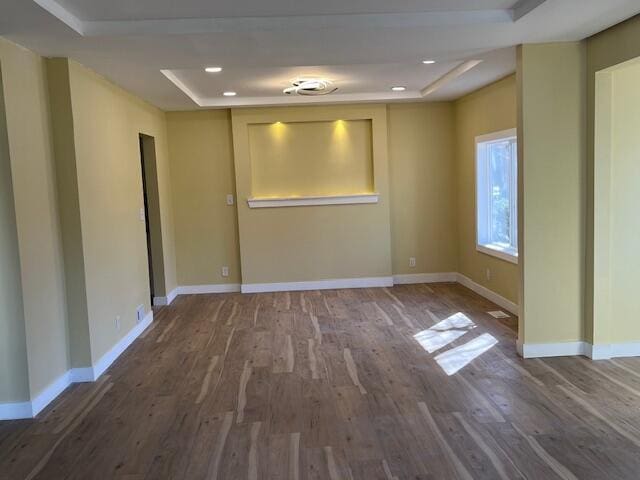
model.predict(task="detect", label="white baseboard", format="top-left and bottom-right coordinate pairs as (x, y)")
top-left (521, 341), bottom-right (640, 360)
top-left (456, 273), bottom-right (518, 315)
top-left (178, 284), bottom-right (241, 295)
top-left (153, 286), bottom-right (179, 306)
top-left (91, 310), bottom-right (153, 379)
top-left (30, 370), bottom-right (73, 416)
top-left (590, 342), bottom-right (640, 360)
top-left (393, 273), bottom-right (457, 284)
top-left (241, 276), bottom-right (394, 294)
top-left (0, 310), bottom-right (153, 420)
top-left (69, 367), bottom-right (95, 383)
top-left (521, 341), bottom-right (590, 359)
top-left (0, 401), bottom-right (33, 420)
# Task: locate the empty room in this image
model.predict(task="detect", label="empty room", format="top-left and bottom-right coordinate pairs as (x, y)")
top-left (2, 1), bottom-right (640, 478)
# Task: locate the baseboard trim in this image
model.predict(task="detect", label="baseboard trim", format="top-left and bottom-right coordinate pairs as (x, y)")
top-left (241, 276), bottom-right (394, 294)
top-left (521, 341), bottom-right (640, 360)
top-left (521, 341), bottom-right (590, 359)
top-left (393, 273), bottom-right (457, 284)
top-left (178, 283), bottom-right (241, 295)
top-left (456, 274), bottom-right (518, 315)
top-left (0, 310), bottom-right (154, 420)
top-left (590, 342), bottom-right (640, 360)
top-left (153, 287), bottom-right (179, 306)
top-left (0, 401), bottom-right (33, 420)
top-left (30, 370), bottom-right (73, 416)
top-left (92, 310), bottom-right (153, 379)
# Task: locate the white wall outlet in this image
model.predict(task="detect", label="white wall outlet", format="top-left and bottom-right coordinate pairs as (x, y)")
top-left (486, 268), bottom-right (492, 281)
top-left (226, 194), bottom-right (234, 206)
top-left (221, 266), bottom-right (229, 277)
top-left (115, 315), bottom-right (121, 331)
top-left (409, 257), bottom-right (416, 268)
top-left (136, 304), bottom-right (145, 323)
top-left (139, 207), bottom-right (145, 221)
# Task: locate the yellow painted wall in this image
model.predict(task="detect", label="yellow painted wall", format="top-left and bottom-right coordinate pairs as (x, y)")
top-left (454, 76), bottom-right (518, 303)
top-left (517, 43), bottom-right (586, 345)
top-left (232, 105), bottom-right (392, 284)
top-left (166, 104), bottom-right (460, 287)
top-left (388, 103), bottom-right (458, 275)
top-left (587, 15), bottom-right (640, 344)
top-left (0, 59), bottom-right (29, 403)
top-left (0, 39), bottom-right (69, 401)
top-left (249, 120), bottom-right (374, 198)
top-left (608, 61), bottom-right (640, 342)
top-left (166, 110), bottom-right (241, 285)
top-left (65, 60), bottom-right (177, 362)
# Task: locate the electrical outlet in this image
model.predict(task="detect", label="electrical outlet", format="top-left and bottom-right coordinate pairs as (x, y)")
top-left (221, 266), bottom-right (229, 277)
top-left (115, 315), bottom-right (121, 331)
top-left (226, 194), bottom-right (234, 206)
top-left (409, 257), bottom-right (416, 268)
top-left (486, 268), bottom-right (492, 281)
top-left (139, 207), bottom-right (145, 221)
top-left (136, 304), bottom-right (145, 323)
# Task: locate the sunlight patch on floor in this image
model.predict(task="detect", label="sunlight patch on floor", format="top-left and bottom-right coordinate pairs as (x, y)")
top-left (413, 312), bottom-right (476, 354)
top-left (435, 333), bottom-right (498, 376)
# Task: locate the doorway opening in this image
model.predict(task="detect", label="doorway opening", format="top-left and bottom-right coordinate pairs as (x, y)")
top-left (139, 134), bottom-right (166, 306)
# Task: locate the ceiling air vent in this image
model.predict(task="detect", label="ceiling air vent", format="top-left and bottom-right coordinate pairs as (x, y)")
top-left (283, 78), bottom-right (337, 96)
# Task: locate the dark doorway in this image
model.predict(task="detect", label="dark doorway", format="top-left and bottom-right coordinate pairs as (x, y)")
top-left (139, 136), bottom-right (154, 304)
top-left (138, 134), bottom-right (166, 306)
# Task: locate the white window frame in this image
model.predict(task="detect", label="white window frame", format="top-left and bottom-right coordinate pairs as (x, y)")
top-left (475, 128), bottom-right (518, 264)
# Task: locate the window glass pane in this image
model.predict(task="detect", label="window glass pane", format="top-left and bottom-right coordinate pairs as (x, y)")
top-left (488, 140), bottom-right (513, 248)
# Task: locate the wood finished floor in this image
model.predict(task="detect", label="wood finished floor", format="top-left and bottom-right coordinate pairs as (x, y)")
top-left (2, 283), bottom-right (640, 479)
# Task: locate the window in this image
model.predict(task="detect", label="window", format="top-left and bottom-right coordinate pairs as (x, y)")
top-left (476, 129), bottom-right (518, 264)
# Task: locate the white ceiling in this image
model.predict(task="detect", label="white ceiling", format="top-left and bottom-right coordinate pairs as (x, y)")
top-left (0, 0), bottom-right (639, 110)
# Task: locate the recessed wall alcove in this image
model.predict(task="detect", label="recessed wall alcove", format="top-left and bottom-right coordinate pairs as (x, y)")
top-left (231, 105), bottom-right (392, 287)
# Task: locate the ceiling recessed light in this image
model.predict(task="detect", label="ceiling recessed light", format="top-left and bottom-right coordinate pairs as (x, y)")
top-left (391, 86), bottom-right (406, 92)
top-left (205, 66), bottom-right (222, 73)
top-left (223, 91), bottom-right (237, 96)
top-left (422, 60), bottom-right (436, 64)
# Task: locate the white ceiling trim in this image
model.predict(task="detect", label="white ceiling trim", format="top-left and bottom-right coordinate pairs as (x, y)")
top-left (160, 69), bottom-right (424, 108)
top-left (421, 60), bottom-right (484, 97)
top-left (30, 0), bottom-right (550, 37)
top-left (79, 11), bottom-right (512, 36)
top-left (32, 0), bottom-right (84, 34)
top-left (512, 0), bottom-right (548, 20)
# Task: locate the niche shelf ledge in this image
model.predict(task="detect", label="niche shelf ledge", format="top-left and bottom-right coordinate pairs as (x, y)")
top-left (247, 193), bottom-right (379, 208)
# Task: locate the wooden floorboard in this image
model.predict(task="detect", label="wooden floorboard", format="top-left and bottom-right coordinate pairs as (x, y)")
top-left (2, 283), bottom-right (640, 479)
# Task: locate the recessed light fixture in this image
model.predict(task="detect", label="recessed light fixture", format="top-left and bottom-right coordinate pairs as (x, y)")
top-left (223, 91), bottom-right (237, 96)
top-left (205, 66), bottom-right (222, 73)
top-left (391, 86), bottom-right (406, 92)
top-left (422, 60), bottom-right (436, 64)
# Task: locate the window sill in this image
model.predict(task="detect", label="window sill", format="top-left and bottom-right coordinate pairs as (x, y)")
top-left (477, 244), bottom-right (519, 265)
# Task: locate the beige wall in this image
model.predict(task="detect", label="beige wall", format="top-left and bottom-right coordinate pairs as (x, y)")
top-left (454, 76), bottom-right (519, 303)
top-left (517, 43), bottom-right (586, 346)
top-left (388, 103), bottom-right (458, 276)
top-left (166, 110), bottom-right (241, 285)
top-left (0, 39), bottom-right (70, 400)
top-left (591, 58), bottom-right (640, 345)
top-left (166, 104), bottom-right (460, 287)
top-left (587, 15), bottom-right (640, 345)
top-left (249, 119), bottom-right (374, 198)
top-left (609, 61), bottom-right (640, 342)
top-left (64, 60), bottom-right (176, 362)
top-left (232, 105), bottom-right (392, 285)
top-left (0, 60), bottom-right (30, 404)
